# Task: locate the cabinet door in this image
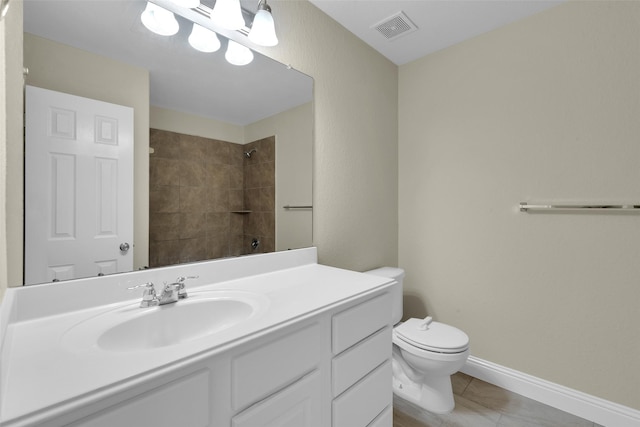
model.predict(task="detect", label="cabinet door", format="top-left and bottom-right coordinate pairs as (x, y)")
top-left (70, 370), bottom-right (210, 427)
top-left (231, 322), bottom-right (322, 411)
top-left (232, 371), bottom-right (323, 427)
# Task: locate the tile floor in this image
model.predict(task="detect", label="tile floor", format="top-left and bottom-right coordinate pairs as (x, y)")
top-left (393, 373), bottom-right (604, 427)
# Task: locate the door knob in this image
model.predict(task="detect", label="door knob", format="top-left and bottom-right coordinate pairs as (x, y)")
top-left (119, 242), bottom-right (130, 252)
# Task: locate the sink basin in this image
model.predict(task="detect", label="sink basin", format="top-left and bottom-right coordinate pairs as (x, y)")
top-left (62, 291), bottom-right (268, 352)
top-left (99, 298), bottom-right (253, 351)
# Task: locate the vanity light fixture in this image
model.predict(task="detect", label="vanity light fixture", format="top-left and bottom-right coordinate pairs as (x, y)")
top-left (225, 40), bottom-right (254, 66)
top-left (248, 0), bottom-right (278, 46)
top-left (210, 0), bottom-right (245, 31)
top-left (188, 23), bottom-right (221, 52)
top-left (141, 2), bottom-right (179, 36)
top-left (140, 0), bottom-right (277, 66)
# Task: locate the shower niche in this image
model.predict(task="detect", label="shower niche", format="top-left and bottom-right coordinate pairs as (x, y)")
top-left (149, 130), bottom-right (275, 267)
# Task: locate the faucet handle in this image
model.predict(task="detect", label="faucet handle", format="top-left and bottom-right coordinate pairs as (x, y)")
top-left (127, 282), bottom-right (158, 307)
top-left (127, 281), bottom-right (155, 292)
top-left (175, 276), bottom-right (198, 299)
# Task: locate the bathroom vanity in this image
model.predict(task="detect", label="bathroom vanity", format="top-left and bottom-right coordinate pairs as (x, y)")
top-left (0, 248), bottom-right (395, 427)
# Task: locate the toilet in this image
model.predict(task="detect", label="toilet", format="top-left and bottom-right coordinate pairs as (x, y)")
top-left (365, 267), bottom-right (470, 414)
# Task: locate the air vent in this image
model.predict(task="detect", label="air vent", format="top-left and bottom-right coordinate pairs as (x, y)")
top-left (371, 11), bottom-right (418, 41)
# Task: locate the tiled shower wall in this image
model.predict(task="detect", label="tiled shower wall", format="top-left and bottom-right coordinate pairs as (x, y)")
top-left (149, 129), bottom-right (275, 267)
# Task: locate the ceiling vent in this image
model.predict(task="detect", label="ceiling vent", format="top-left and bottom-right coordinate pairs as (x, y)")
top-left (371, 11), bottom-right (418, 41)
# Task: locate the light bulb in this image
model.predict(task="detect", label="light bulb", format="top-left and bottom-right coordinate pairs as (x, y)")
top-left (141, 2), bottom-right (179, 36)
top-left (210, 0), bottom-right (244, 31)
top-left (225, 40), bottom-right (254, 66)
top-left (168, 0), bottom-right (200, 8)
top-left (188, 24), bottom-right (221, 53)
top-left (248, 5), bottom-right (278, 46)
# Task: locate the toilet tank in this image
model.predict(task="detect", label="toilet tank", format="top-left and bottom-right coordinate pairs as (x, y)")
top-left (364, 267), bottom-right (404, 325)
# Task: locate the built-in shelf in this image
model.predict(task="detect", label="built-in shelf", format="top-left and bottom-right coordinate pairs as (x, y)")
top-left (232, 210), bottom-right (252, 214)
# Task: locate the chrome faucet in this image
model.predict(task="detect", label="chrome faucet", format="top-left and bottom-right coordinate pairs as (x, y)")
top-left (158, 282), bottom-right (180, 305)
top-left (129, 276), bottom-right (199, 308)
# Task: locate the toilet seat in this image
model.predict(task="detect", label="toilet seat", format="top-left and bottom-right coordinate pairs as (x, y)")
top-left (394, 318), bottom-right (469, 354)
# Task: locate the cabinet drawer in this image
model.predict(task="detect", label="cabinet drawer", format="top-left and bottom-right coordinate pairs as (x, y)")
top-left (332, 361), bottom-right (392, 427)
top-left (232, 322), bottom-right (322, 411)
top-left (368, 405), bottom-right (392, 427)
top-left (332, 292), bottom-right (391, 354)
top-left (232, 371), bottom-right (322, 427)
top-left (332, 326), bottom-right (391, 396)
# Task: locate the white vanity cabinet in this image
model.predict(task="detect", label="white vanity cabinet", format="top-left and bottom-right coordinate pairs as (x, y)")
top-left (229, 291), bottom-right (395, 427)
top-left (0, 249), bottom-right (396, 427)
top-left (42, 291), bottom-right (392, 427)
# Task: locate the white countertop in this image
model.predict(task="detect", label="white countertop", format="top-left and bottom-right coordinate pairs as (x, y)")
top-left (0, 249), bottom-right (393, 426)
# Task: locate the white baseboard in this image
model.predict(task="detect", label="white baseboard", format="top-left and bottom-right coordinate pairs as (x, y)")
top-left (461, 356), bottom-right (640, 427)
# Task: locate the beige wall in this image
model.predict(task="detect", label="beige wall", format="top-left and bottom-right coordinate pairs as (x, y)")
top-left (399, 1), bottom-right (640, 410)
top-left (150, 105), bottom-right (244, 144)
top-left (1, 1), bottom-right (22, 295)
top-left (22, 33), bottom-right (150, 273)
top-left (262, 0), bottom-right (398, 270)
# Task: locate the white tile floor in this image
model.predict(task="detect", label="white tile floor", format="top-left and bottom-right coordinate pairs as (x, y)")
top-left (393, 373), bottom-right (604, 427)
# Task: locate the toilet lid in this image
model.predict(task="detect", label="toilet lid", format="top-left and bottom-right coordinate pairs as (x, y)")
top-left (395, 318), bottom-right (469, 354)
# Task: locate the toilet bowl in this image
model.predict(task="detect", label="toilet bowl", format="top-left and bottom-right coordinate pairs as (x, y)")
top-left (365, 267), bottom-right (470, 414)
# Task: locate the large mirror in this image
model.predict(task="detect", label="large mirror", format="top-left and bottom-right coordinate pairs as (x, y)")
top-left (22, 0), bottom-right (313, 285)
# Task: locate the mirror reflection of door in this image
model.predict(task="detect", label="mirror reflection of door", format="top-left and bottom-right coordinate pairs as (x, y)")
top-left (25, 86), bottom-right (134, 285)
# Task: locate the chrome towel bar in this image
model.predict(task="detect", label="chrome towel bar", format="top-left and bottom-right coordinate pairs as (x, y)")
top-left (283, 205), bottom-right (313, 210)
top-left (519, 202), bottom-right (640, 212)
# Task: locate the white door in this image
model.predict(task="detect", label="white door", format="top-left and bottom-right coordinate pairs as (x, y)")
top-left (25, 86), bottom-right (134, 285)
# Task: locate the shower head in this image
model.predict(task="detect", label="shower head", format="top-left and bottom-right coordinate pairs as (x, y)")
top-left (244, 148), bottom-right (257, 158)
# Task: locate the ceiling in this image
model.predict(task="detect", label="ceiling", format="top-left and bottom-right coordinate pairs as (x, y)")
top-left (23, 0), bottom-right (312, 126)
top-left (308, 0), bottom-right (565, 65)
